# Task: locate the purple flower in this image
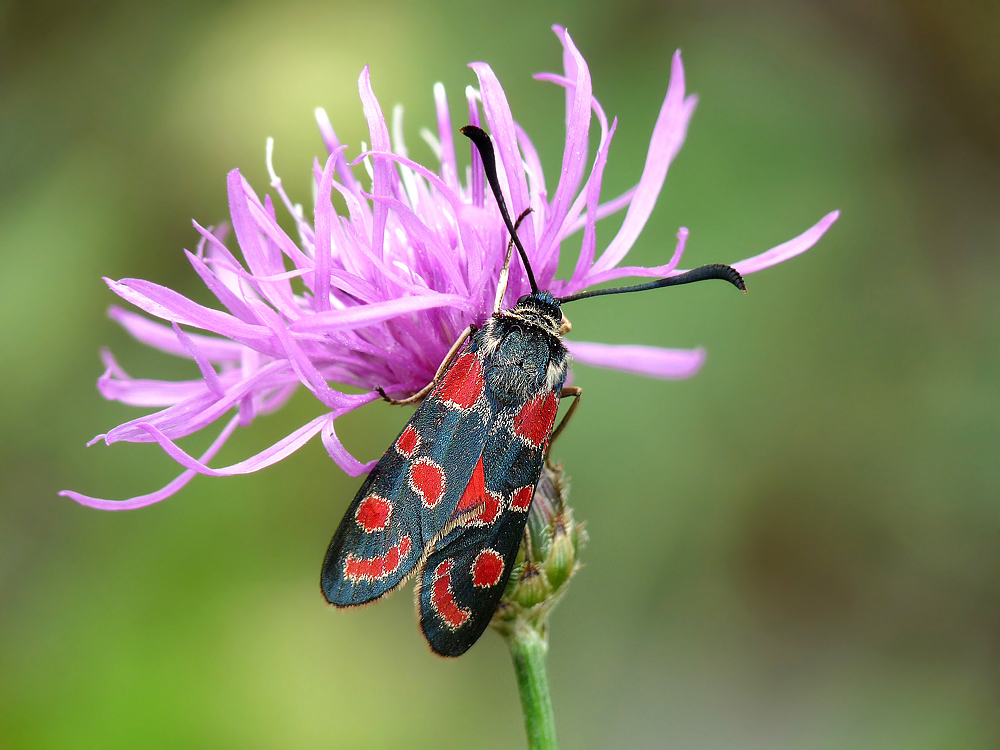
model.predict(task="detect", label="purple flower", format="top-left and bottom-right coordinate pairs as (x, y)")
top-left (62, 26), bottom-right (838, 510)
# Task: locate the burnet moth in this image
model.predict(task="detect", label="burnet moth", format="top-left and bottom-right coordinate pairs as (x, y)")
top-left (321, 125), bottom-right (746, 657)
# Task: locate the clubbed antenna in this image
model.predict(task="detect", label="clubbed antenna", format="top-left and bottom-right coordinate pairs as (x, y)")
top-left (461, 125), bottom-right (539, 294)
top-left (558, 264), bottom-right (746, 303)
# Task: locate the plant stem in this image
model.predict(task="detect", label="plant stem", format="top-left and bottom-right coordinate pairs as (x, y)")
top-left (505, 619), bottom-right (557, 750)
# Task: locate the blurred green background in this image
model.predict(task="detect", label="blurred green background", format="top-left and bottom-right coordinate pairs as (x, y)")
top-left (2, 0), bottom-right (999, 747)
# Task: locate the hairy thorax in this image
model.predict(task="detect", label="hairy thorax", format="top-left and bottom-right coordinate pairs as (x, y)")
top-left (480, 311), bottom-right (568, 402)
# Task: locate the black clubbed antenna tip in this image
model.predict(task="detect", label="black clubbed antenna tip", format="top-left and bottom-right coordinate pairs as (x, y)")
top-left (559, 263), bottom-right (747, 304)
top-left (461, 125), bottom-right (538, 294)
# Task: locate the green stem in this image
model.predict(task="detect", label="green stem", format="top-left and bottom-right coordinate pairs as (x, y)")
top-left (505, 620), bottom-right (558, 750)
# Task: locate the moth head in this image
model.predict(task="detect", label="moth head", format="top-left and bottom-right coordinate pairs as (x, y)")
top-left (512, 291), bottom-right (563, 333)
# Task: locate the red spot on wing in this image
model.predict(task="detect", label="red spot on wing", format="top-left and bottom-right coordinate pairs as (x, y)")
top-left (454, 459), bottom-right (486, 514)
top-left (395, 425), bottom-right (420, 458)
top-left (454, 459), bottom-right (502, 525)
top-left (409, 458), bottom-right (446, 508)
top-left (344, 536), bottom-right (412, 581)
top-left (431, 560), bottom-right (471, 629)
top-left (510, 486), bottom-right (534, 512)
top-left (355, 494), bottom-right (392, 533)
top-left (471, 549), bottom-right (505, 588)
top-left (513, 392), bottom-right (559, 448)
top-left (438, 353), bottom-right (483, 410)
top-left (475, 493), bottom-right (502, 524)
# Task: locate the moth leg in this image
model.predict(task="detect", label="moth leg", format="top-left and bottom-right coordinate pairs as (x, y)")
top-left (493, 207), bottom-right (534, 314)
top-left (549, 386), bottom-right (582, 447)
top-left (377, 324), bottom-right (477, 406)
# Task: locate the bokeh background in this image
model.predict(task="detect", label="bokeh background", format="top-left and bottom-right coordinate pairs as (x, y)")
top-left (2, 0), bottom-right (999, 747)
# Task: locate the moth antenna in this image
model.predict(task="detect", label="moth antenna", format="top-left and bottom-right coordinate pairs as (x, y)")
top-left (493, 208), bottom-right (533, 313)
top-left (461, 125), bottom-right (539, 294)
top-left (558, 263), bottom-right (747, 303)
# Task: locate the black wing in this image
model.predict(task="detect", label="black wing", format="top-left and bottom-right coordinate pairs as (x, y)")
top-left (416, 390), bottom-right (560, 656)
top-left (321, 349), bottom-right (495, 606)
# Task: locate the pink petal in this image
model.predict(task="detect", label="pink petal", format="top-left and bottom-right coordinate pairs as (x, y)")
top-left (567, 117), bottom-right (619, 291)
top-left (131, 413), bottom-right (338, 476)
top-left (287, 293), bottom-right (472, 334)
top-left (238, 192), bottom-right (302, 320)
top-left (358, 66), bottom-right (394, 263)
top-left (264, 144), bottom-right (317, 247)
top-left (231, 189), bottom-right (314, 273)
top-left (534, 70), bottom-right (610, 248)
top-left (227, 170), bottom-right (290, 286)
top-left (567, 340), bottom-right (706, 380)
top-left (98, 349), bottom-right (211, 406)
top-left (99, 377), bottom-right (209, 408)
top-left (315, 107), bottom-right (362, 193)
top-left (313, 154), bottom-right (336, 312)
top-left (591, 51), bottom-right (696, 275)
top-left (321, 418), bottom-right (377, 477)
top-left (109, 307), bottom-right (243, 362)
top-left (60, 415), bottom-right (241, 510)
top-left (536, 26), bottom-right (592, 265)
top-left (465, 84), bottom-right (485, 208)
top-left (105, 278), bottom-right (277, 354)
top-left (171, 321), bottom-right (225, 397)
top-left (366, 194), bottom-right (468, 295)
top-left (104, 361), bottom-right (292, 443)
top-left (332, 212), bottom-right (423, 294)
top-left (576, 227), bottom-right (687, 288)
top-left (469, 62), bottom-right (537, 256)
top-left (433, 83), bottom-right (459, 190)
top-left (250, 300), bottom-right (372, 411)
top-left (350, 150), bottom-right (463, 214)
top-left (513, 123), bottom-right (546, 216)
top-left (257, 383), bottom-right (298, 416)
top-left (183, 249), bottom-right (258, 324)
top-left (564, 186), bottom-right (637, 238)
top-left (731, 211), bottom-right (840, 275)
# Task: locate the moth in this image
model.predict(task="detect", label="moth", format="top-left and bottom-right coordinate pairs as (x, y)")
top-left (321, 125), bottom-right (745, 656)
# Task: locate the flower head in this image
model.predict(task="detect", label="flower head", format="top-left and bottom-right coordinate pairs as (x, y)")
top-left (62, 26), bottom-right (838, 509)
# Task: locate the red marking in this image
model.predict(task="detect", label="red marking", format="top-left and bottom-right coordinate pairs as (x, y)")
top-left (431, 560), bottom-right (470, 629)
top-left (453, 459), bottom-right (502, 525)
top-left (475, 493), bottom-right (502, 524)
top-left (438, 353), bottom-right (483, 410)
top-left (510, 486), bottom-right (534, 512)
top-left (344, 536), bottom-right (412, 581)
top-left (471, 549), bottom-right (505, 588)
top-left (513, 392), bottom-right (559, 448)
top-left (455, 459), bottom-right (486, 514)
top-left (355, 494), bottom-right (392, 533)
top-left (395, 425), bottom-right (420, 458)
top-left (409, 458), bottom-right (446, 508)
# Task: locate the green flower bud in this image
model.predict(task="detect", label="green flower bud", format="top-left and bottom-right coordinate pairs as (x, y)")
top-left (492, 463), bottom-right (586, 637)
top-left (512, 561), bottom-right (552, 609)
top-left (544, 511), bottom-right (577, 590)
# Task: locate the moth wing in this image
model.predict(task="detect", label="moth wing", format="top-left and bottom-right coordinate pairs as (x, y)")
top-left (417, 391), bottom-right (560, 656)
top-left (321, 443), bottom-right (422, 606)
top-left (321, 351), bottom-right (492, 606)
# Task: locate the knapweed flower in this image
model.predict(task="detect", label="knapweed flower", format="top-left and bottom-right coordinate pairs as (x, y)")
top-left (62, 26), bottom-right (838, 509)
